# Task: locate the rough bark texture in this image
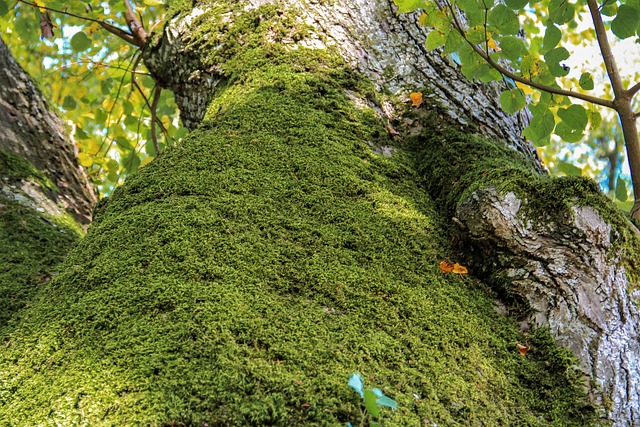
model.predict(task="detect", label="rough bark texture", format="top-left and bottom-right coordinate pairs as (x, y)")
top-left (143, 2), bottom-right (639, 425)
top-left (145, 0), bottom-right (542, 172)
top-left (457, 188), bottom-right (639, 423)
top-left (0, 35), bottom-right (96, 224)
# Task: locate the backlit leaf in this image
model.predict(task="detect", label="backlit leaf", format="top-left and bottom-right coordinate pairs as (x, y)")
top-left (578, 72), bottom-right (594, 90)
top-left (364, 390), bottom-right (381, 418)
top-left (70, 31), bottom-right (92, 51)
top-left (557, 104), bottom-right (588, 131)
top-left (488, 4), bottom-right (520, 35)
top-left (616, 177), bottom-right (628, 201)
top-left (611, 5), bottom-right (640, 39)
top-left (393, 0), bottom-right (426, 13)
top-left (499, 88), bottom-right (527, 113)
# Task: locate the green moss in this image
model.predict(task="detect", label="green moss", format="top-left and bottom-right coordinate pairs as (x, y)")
top-left (410, 126), bottom-right (640, 290)
top-left (0, 4), bottom-right (601, 425)
top-left (0, 201), bottom-right (79, 332)
top-left (0, 149), bottom-right (56, 192)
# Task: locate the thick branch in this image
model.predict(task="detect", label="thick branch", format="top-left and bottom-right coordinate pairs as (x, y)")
top-left (124, 0), bottom-right (147, 46)
top-left (629, 81), bottom-right (640, 97)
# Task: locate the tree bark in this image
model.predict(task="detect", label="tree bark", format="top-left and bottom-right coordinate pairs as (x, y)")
top-left (1, 1), bottom-right (638, 425)
top-left (144, 2), bottom-right (639, 424)
top-left (0, 35), bottom-right (96, 224)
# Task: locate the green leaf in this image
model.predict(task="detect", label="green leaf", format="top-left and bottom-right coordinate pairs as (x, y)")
top-left (525, 107), bottom-right (555, 141)
top-left (70, 31), bottom-right (92, 51)
top-left (499, 36), bottom-right (528, 61)
top-left (115, 136), bottom-right (134, 150)
top-left (601, 0), bottom-right (618, 17)
top-left (588, 109), bottom-right (602, 129)
top-left (426, 30), bottom-right (447, 50)
top-left (488, 4), bottom-right (520, 35)
top-left (141, 0), bottom-right (163, 4)
top-left (544, 47), bottom-right (570, 77)
top-left (393, 0), bottom-right (426, 12)
top-left (557, 104), bottom-right (588, 131)
top-left (555, 122), bottom-right (584, 142)
top-left (611, 5), bottom-right (640, 39)
top-left (616, 177), bottom-right (628, 201)
top-left (499, 88), bottom-right (527, 113)
top-left (542, 25), bottom-right (562, 53)
top-left (578, 72), bottom-right (594, 90)
top-left (557, 160), bottom-right (583, 176)
top-left (0, 0), bottom-right (9, 16)
top-left (62, 96), bottom-right (77, 110)
top-left (364, 390), bottom-right (381, 418)
top-left (505, 0), bottom-right (528, 9)
top-left (548, 0), bottom-right (575, 24)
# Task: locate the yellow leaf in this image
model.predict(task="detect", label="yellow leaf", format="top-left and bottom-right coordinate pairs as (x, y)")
top-left (452, 263), bottom-right (468, 274)
top-left (439, 260), bottom-right (454, 273)
top-left (77, 152), bottom-right (93, 167)
top-left (410, 92), bottom-right (423, 107)
top-left (487, 38), bottom-right (501, 52)
top-left (516, 343), bottom-right (529, 356)
top-left (515, 81), bottom-right (535, 95)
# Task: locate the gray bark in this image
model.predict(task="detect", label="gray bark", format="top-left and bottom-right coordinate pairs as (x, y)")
top-left (144, 1), bottom-right (639, 424)
top-left (0, 35), bottom-right (96, 224)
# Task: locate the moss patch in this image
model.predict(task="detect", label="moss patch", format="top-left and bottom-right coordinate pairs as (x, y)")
top-left (0, 149), bottom-right (56, 192)
top-left (410, 126), bottom-right (640, 288)
top-left (0, 32), bottom-right (599, 424)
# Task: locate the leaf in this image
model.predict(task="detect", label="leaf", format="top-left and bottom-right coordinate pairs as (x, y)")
top-left (376, 395), bottom-right (398, 410)
top-left (499, 36), bottom-right (527, 61)
top-left (516, 81), bottom-right (534, 95)
top-left (141, 0), bottom-right (163, 4)
top-left (439, 260), bottom-right (454, 273)
top-left (62, 96), bottom-right (77, 110)
top-left (578, 72), bottom-right (594, 90)
top-left (393, 0), bottom-right (426, 13)
top-left (410, 92), bottom-right (423, 107)
top-left (505, 0), bottom-right (528, 9)
top-left (616, 177), bottom-right (628, 202)
top-left (611, 5), bottom-right (640, 39)
top-left (544, 47), bottom-right (570, 77)
top-left (348, 374), bottom-right (364, 398)
top-left (499, 88), bottom-right (527, 114)
top-left (524, 104), bottom-right (555, 143)
top-left (557, 104), bottom-right (588, 131)
top-left (0, 0), bottom-right (8, 16)
top-left (487, 37), bottom-right (501, 51)
top-left (70, 31), bottom-right (92, 51)
top-left (548, 0), bottom-right (575, 24)
top-left (364, 390), bottom-right (381, 418)
top-left (588, 109), bottom-right (602, 129)
top-left (452, 263), bottom-right (468, 274)
top-left (555, 122), bottom-right (584, 143)
top-left (426, 30), bottom-right (447, 50)
top-left (77, 152), bottom-right (93, 167)
top-left (542, 25), bottom-right (561, 53)
top-left (488, 4), bottom-right (520, 35)
top-left (516, 343), bottom-right (529, 355)
top-left (557, 160), bottom-right (583, 176)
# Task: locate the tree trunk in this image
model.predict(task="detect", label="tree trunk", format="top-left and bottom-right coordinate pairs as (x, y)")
top-left (0, 35), bottom-right (96, 224)
top-left (0, 35), bottom-right (89, 339)
top-left (1, 1), bottom-right (638, 426)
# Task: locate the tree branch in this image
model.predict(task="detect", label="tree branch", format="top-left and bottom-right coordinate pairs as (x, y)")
top-left (17, 0), bottom-right (139, 46)
top-left (629, 81), bottom-right (640, 97)
top-left (123, 0), bottom-right (147, 46)
top-left (441, 1), bottom-right (615, 109)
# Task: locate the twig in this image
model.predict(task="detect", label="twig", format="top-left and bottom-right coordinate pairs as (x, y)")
top-left (123, 0), bottom-right (147, 46)
top-left (440, 0), bottom-right (615, 109)
top-left (17, 0), bottom-right (139, 46)
top-left (150, 85), bottom-right (162, 154)
top-left (628, 81), bottom-right (640, 97)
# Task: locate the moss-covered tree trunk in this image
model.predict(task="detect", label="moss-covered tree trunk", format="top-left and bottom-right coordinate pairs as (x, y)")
top-left (0, 34), bottom-right (89, 359)
top-left (1, 1), bottom-right (639, 426)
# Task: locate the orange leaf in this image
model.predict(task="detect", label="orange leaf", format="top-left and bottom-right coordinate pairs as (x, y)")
top-left (439, 260), bottom-right (454, 273)
top-left (452, 263), bottom-right (468, 274)
top-left (410, 92), bottom-right (423, 107)
top-left (516, 343), bottom-right (528, 356)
